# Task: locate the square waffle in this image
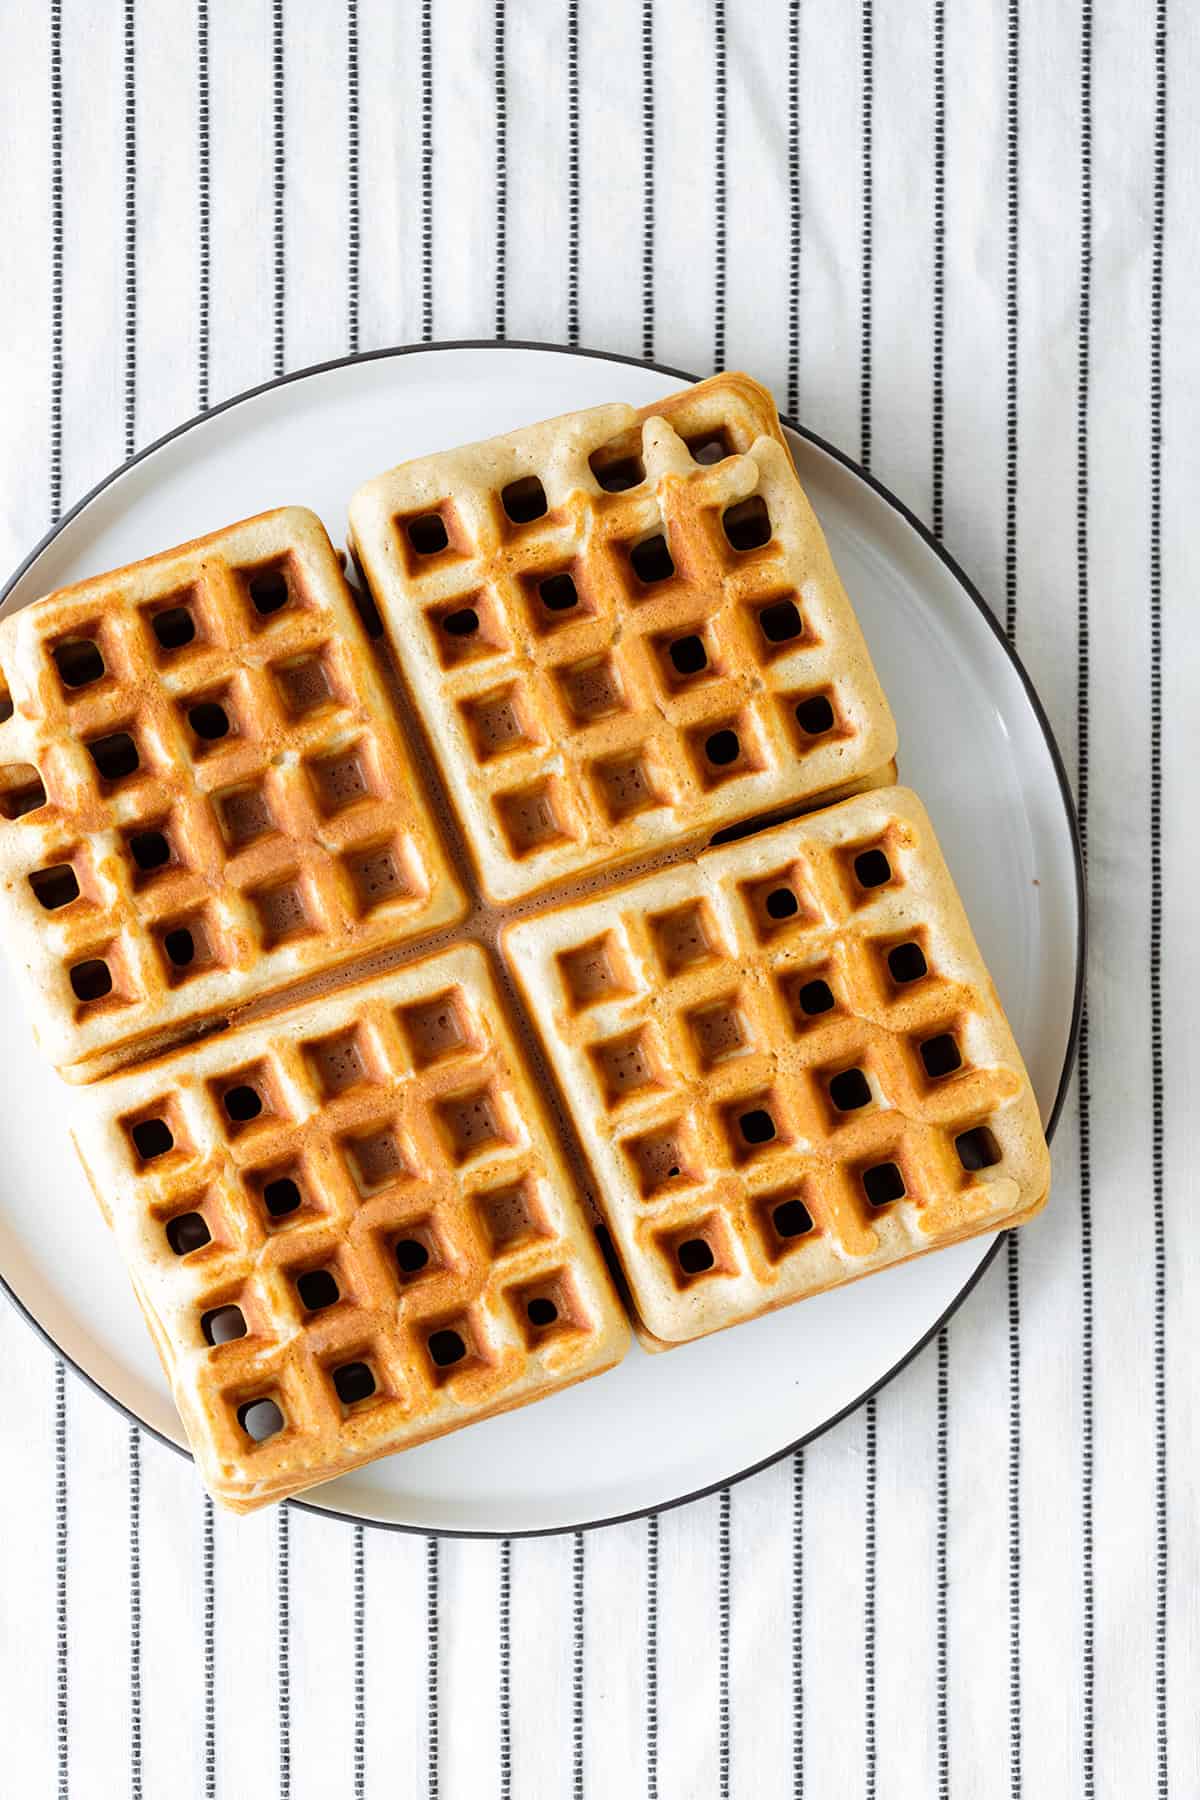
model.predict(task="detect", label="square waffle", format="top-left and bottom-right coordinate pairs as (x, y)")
top-left (0, 508), bottom-right (465, 1081)
top-left (71, 944), bottom-right (629, 1513)
top-left (348, 372), bottom-right (897, 904)
top-left (503, 787), bottom-right (1050, 1346)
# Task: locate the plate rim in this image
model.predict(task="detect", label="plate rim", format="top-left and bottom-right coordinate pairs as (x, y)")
top-left (0, 337), bottom-right (1085, 1538)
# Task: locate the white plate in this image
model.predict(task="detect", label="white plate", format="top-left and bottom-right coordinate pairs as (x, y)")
top-left (0, 344), bottom-right (1081, 1536)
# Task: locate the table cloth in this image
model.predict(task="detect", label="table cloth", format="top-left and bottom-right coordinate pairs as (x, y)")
top-left (0, 3), bottom-right (1194, 1795)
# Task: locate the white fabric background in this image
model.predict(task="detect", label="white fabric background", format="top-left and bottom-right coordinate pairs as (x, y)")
top-left (0, 3), bottom-right (1195, 1795)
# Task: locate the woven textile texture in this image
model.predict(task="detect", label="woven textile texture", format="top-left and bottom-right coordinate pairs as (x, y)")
top-left (0, 3), bottom-right (1195, 1796)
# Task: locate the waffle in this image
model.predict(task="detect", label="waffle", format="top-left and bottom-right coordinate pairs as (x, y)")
top-left (0, 508), bottom-right (465, 1081)
top-left (71, 944), bottom-right (629, 1512)
top-left (7, 377), bottom-right (1056, 1503)
top-left (503, 787), bottom-right (1050, 1346)
top-left (348, 372), bottom-right (897, 904)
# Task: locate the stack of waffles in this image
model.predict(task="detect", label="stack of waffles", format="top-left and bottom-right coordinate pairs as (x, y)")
top-left (0, 373), bottom-right (1049, 1509)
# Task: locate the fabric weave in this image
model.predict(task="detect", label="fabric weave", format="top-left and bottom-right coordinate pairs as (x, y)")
top-left (0, 3), bottom-right (1194, 1796)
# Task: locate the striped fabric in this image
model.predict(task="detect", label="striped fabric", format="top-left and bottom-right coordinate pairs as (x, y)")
top-left (0, 3), bottom-right (1193, 1795)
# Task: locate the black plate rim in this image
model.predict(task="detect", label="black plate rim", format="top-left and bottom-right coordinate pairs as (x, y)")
top-left (0, 337), bottom-right (1086, 1539)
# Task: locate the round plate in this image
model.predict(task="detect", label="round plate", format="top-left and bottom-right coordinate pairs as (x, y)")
top-left (0, 344), bottom-right (1082, 1536)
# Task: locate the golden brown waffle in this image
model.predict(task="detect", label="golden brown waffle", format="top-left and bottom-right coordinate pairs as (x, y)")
top-left (504, 788), bottom-right (1050, 1346)
top-left (71, 944), bottom-right (629, 1512)
top-left (348, 373), bottom-right (897, 903)
top-left (6, 377), bottom-right (1054, 1509)
top-left (0, 508), bottom-right (465, 1081)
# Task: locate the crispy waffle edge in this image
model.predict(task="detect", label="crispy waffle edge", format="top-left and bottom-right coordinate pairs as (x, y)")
top-left (501, 785), bottom-right (1051, 1347)
top-left (69, 942), bottom-right (630, 1512)
top-left (346, 373), bottom-right (898, 905)
top-left (0, 505), bottom-right (468, 1082)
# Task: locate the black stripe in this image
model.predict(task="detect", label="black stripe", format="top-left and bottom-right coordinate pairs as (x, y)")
top-left (1151, 8), bottom-right (1169, 1792)
top-left (931, 0), bottom-right (946, 541)
top-left (1007, 1234), bottom-right (1022, 1794)
top-left (341, 226), bottom-right (367, 1800)
top-left (932, 10), bottom-right (949, 1788)
top-left (273, 0), bottom-right (285, 377)
top-left (1004, 6), bottom-right (1023, 1790)
top-left (792, 1451), bottom-right (804, 1798)
top-left (1077, 4), bottom-right (1094, 1792)
top-left (567, 0), bottom-right (580, 346)
top-left (203, 1497), bottom-right (215, 1800)
top-left (936, 1330), bottom-right (949, 1798)
top-left (271, 27), bottom-right (289, 1768)
top-left (55, 1361), bottom-right (67, 1800)
top-left (278, 1505), bottom-right (291, 1800)
top-left (713, 0), bottom-right (726, 374)
top-left (1004, 0), bottom-right (1019, 642)
top-left (646, 1514), bottom-right (658, 1800)
top-left (124, 18), bottom-right (140, 1787)
top-left (427, 1536), bottom-right (439, 1799)
top-left (859, 14), bottom-right (877, 1793)
top-left (197, 0), bottom-right (210, 414)
top-left (50, 17), bottom-right (67, 1787)
top-left (865, 1399), bottom-right (877, 1800)
top-left (641, 2), bottom-right (655, 361)
top-left (421, 0), bottom-right (433, 342)
top-left (124, 0), bottom-right (136, 462)
top-left (50, 0), bottom-right (63, 526)
top-left (719, 1488), bottom-right (731, 1799)
top-left (494, 1), bottom-right (507, 341)
top-left (129, 1426), bottom-right (142, 1799)
top-left (347, 0), bottom-right (360, 357)
top-left (572, 1531), bottom-right (585, 1799)
top-left (354, 1524), bottom-right (366, 1798)
top-left (197, 12), bottom-right (215, 1787)
top-left (860, 0), bottom-right (873, 472)
top-left (787, 0), bottom-right (800, 421)
top-left (499, 1538), bottom-right (511, 1799)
